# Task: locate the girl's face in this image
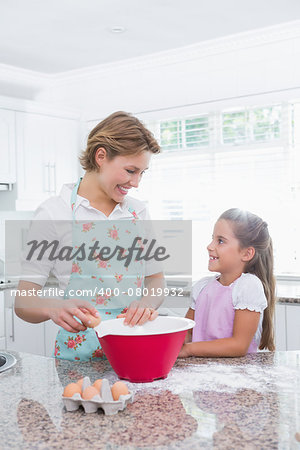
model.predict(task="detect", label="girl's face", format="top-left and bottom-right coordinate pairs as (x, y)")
top-left (96, 151), bottom-right (151, 203)
top-left (207, 219), bottom-right (247, 275)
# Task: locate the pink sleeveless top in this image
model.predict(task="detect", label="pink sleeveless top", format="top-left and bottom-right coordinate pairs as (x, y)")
top-left (192, 278), bottom-right (258, 353)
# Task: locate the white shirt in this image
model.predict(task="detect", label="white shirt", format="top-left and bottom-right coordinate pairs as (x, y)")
top-left (21, 183), bottom-right (161, 290)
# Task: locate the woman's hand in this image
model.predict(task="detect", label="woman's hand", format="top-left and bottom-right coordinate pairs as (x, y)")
top-left (116, 300), bottom-right (158, 326)
top-left (116, 272), bottom-right (164, 326)
top-left (47, 299), bottom-right (100, 333)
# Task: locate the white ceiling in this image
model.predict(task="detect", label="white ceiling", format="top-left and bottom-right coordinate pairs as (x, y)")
top-left (1, 0), bottom-right (300, 74)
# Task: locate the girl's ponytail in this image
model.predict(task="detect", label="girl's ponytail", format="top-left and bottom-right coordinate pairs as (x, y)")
top-left (219, 209), bottom-right (276, 351)
top-left (246, 239), bottom-right (276, 351)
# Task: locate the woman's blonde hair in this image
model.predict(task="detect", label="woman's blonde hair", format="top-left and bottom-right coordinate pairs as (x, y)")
top-left (80, 111), bottom-right (160, 171)
top-left (219, 208), bottom-right (276, 351)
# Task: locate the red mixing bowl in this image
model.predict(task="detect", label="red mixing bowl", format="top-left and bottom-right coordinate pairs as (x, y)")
top-left (95, 316), bottom-right (195, 383)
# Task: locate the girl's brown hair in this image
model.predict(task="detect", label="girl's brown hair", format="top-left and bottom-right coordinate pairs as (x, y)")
top-left (80, 111), bottom-right (160, 171)
top-left (219, 208), bottom-right (276, 351)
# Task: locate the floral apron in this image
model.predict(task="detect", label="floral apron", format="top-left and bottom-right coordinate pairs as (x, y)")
top-left (54, 178), bottom-right (145, 361)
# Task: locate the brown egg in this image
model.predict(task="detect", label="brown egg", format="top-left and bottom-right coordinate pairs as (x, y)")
top-left (111, 381), bottom-right (129, 401)
top-left (77, 378), bottom-right (84, 390)
top-left (82, 386), bottom-right (99, 400)
top-left (63, 383), bottom-right (81, 397)
top-left (82, 312), bottom-right (101, 328)
top-left (93, 379), bottom-right (103, 392)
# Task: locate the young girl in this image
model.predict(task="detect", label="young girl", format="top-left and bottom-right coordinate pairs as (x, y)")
top-left (15, 111), bottom-right (165, 361)
top-left (179, 208), bottom-right (276, 357)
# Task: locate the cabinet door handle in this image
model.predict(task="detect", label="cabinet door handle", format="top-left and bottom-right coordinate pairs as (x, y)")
top-left (6, 307), bottom-right (14, 342)
top-left (47, 162), bottom-right (51, 193)
top-left (11, 307), bottom-right (15, 342)
top-left (44, 163), bottom-right (49, 193)
top-left (49, 163), bottom-right (56, 195)
top-left (53, 163), bottom-right (56, 195)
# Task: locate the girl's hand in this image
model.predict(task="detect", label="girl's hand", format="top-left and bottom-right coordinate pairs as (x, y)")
top-left (116, 300), bottom-right (158, 326)
top-left (178, 343), bottom-right (191, 358)
top-left (47, 299), bottom-right (100, 333)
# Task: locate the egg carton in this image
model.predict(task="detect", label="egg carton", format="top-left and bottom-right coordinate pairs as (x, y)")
top-left (62, 377), bottom-right (134, 415)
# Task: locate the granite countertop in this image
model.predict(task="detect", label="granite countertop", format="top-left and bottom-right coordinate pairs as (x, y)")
top-left (1, 350), bottom-right (300, 449)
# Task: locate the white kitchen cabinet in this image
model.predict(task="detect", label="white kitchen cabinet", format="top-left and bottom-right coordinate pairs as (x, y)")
top-left (0, 337), bottom-right (5, 349)
top-left (0, 109), bottom-right (16, 184)
top-left (0, 291), bottom-right (5, 341)
top-left (275, 304), bottom-right (286, 351)
top-left (53, 117), bottom-right (80, 197)
top-left (5, 306), bottom-right (45, 355)
top-left (16, 112), bottom-right (79, 210)
top-left (286, 304), bottom-right (300, 350)
top-left (3, 287), bottom-right (63, 357)
top-left (44, 320), bottom-right (60, 357)
top-left (275, 303), bottom-right (300, 351)
top-left (4, 289), bottom-right (45, 356)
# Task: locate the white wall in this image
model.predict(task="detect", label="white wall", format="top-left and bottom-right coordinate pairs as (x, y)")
top-left (35, 22), bottom-right (300, 120)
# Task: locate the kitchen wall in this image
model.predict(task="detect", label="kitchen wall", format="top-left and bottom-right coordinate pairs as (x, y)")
top-left (1, 21), bottom-right (300, 211)
top-left (34, 22), bottom-right (300, 122)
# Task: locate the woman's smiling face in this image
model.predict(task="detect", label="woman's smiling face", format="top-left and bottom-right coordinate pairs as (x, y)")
top-left (96, 150), bottom-right (151, 203)
top-left (207, 219), bottom-right (247, 275)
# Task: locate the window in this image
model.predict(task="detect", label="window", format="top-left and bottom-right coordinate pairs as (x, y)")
top-left (222, 105), bottom-right (281, 145)
top-left (160, 120), bottom-right (182, 151)
top-left (135, 102), bottom-right (300, 279)
top-left (159, 115), bottom-right (210, 151)
top-left (222, 110), bottom-right (247, 144)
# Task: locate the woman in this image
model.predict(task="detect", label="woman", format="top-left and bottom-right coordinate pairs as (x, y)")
top-left (15, 111), bottom-right (165, 361)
